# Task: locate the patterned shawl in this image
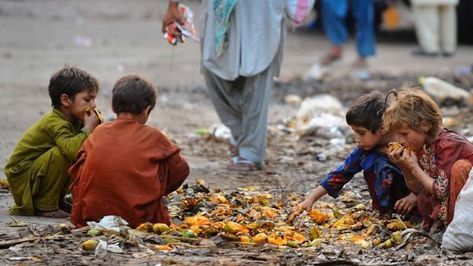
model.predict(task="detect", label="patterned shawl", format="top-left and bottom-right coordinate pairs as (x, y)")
top-left (213, 0), bottom-right (238, 57)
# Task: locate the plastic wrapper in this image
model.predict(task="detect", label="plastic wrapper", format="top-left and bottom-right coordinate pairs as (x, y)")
top-left (163, 4), bottom-right (199, 46)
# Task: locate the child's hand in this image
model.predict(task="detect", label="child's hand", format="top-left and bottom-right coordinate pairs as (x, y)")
top-left (387, 144), bottom-right (405, 164)
top-left (287, 186), bottom-right (327, 224)
top-left (399, 149), bottom-right (419, 171)
top-left (83, 108), bottom-right (100, 133)
top-left (394, 193), bottom-right (417, 215)
top-left (287, 198), bottom-right (315, 224)
top-left (286, 205), bottom-right (304, 224)
top-left (388, 146), bottom-right (419, 171)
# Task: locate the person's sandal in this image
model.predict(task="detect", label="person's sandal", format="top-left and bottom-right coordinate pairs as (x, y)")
top-left (227, 157), bottom-right (262, 171)
top-left (228, 143), bottom-right (238, 158)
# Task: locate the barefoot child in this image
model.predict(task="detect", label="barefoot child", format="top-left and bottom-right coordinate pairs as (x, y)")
top-left (4, 66), bottom-right (101, 218)
top-left (69, 75), bottom-right (190, 228)
top-left (383, 87), bottom-right (473, 231)
top-left (296, 91), bottom-right (416, 218)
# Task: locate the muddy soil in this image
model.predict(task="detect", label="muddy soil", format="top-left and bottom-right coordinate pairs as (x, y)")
top-left (2, 0), bottom-right (473, 265)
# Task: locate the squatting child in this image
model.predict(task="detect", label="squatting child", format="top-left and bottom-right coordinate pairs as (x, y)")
top-left (383, 87), bottom-right (473, 232)
top-left (4, 66), bottom-right (101, 218)
top-left (69, 75), bottom-right (190, 228)
top-left (296, 91), bottom-right (417, 217)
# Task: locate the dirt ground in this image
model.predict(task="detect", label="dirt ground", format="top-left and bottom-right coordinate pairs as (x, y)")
top-left (2, 0), bottom-right (473, 265)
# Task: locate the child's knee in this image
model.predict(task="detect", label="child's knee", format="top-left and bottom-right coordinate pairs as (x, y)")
top-left (32, 146), bottom-right (68, 178)
top-left (451, 160), bottom-right (473, 182)
top-left (48, 147), bottom-right (67, 162)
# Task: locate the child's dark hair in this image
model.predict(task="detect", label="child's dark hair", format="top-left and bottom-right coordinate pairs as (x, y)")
top-left (346, 91), bottom-right (386, 133)
top-left (112, 75), bottom-right (157, 115)
top-left (48, 66), bottom-right (99, 109)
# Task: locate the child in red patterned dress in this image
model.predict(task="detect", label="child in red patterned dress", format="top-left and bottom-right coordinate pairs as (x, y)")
top-left (383, 87), bottom-right (473, 232)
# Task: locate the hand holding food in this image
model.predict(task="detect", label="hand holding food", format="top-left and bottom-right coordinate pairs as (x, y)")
top-left (85, 106), bottom-right (104, 124)
top-left (388, 142), bottom-right (404, 153)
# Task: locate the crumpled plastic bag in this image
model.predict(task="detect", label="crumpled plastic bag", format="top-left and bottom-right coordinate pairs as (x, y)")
top-left (95, 240), bottom-right (125, 257)
top-left (163, 4), bottom-right (199, 45)
top-left (87, 215), bottom-right (130, 234)
top-left (209, 123), bottom-right (232, 141)
top-left (293, 94), bottom-right (349, 138)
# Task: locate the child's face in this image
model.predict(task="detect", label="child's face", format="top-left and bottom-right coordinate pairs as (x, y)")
top-left (393, 123), bottom-right (428, 153)
top-left (68, 89), bottom-right (98, 121)
top-left (350, 125), bottom-right (383, 151)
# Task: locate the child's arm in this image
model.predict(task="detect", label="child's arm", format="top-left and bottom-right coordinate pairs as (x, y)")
top-left (402, 151), bottom-right (432, 194)
top-left (298, 186), bottom-right (328, 212)
top-left (287, 186), bottom-right (328, 223)
top-left (404, 163), bottom-right (432, 194)
top-left (51, 123), bottom-right (90, 162)
top-left (163, 151), bottom-right (189, 195)
top-left (288, 148), bottom-right (363, 222)
top-left (50, 111), bottom-right (100, 162)
top-left (388, 147), bottom-right (425, 194)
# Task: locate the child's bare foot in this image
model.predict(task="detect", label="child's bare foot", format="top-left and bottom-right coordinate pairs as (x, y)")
top-left (36, 209), bottom-right (70, 218)
top-left (351, 58), bottom-right (367, 68)
top-left (320, 46), bottom-right (342, 66)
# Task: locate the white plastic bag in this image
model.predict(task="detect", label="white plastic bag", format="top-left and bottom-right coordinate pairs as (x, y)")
top-left (442, 168), bottom-right (473, 252)
top-left (420, 76), bottom-right (470, 104)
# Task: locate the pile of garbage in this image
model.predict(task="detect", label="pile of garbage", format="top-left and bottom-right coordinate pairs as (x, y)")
top-left (63, 180), bottom-right (442, 262)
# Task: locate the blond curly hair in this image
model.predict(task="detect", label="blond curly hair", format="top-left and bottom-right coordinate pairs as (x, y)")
top-left (382, 87), bottom-right (442, 139)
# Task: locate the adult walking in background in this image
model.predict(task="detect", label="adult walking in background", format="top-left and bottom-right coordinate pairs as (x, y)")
top-left (320, 0), bottom-right (376, 67)
top-left (162, 0), bottom-right (313, 171)
top-left (411, 0), bottom-right (459, 57)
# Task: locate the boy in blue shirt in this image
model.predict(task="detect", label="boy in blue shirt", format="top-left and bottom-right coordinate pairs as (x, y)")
top-left (297, 91), bottom-right (416, 216)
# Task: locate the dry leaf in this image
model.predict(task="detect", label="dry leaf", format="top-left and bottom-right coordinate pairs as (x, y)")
top-left (268, 233), bottom-right (287, 246)
top-left (309, 210), bottom-right (329, 224)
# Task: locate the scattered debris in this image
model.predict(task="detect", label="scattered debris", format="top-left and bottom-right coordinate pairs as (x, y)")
top-left (420, 76), bottom-right (470, 104)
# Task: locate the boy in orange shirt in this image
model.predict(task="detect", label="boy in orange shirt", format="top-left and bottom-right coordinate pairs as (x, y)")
top-left (69, 75), bottom-right (189, 228)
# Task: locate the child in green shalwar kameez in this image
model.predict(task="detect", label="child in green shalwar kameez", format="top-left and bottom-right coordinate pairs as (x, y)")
top-left (4, 66), bottom-right (101, 218)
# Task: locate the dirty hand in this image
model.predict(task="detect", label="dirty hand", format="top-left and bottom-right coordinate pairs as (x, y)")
top-left (83, 108), bottom-right (100, 133)
top-left (387, 143), bottom-right (404, 164)
top-left (161, 2), bottom-right (185, 34)
top-left (388, 145), bottom-right (418, 171)
top-left (287, 198), bottom-right (314, 224)
top-left (398, 149), bottom-right (419, 172)
top-left (299, 197), bottom-right (316, 213)
top-left (394, 193), bottom-right (417, 215)
top-left (286, 205), bottom-right (304, 224)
